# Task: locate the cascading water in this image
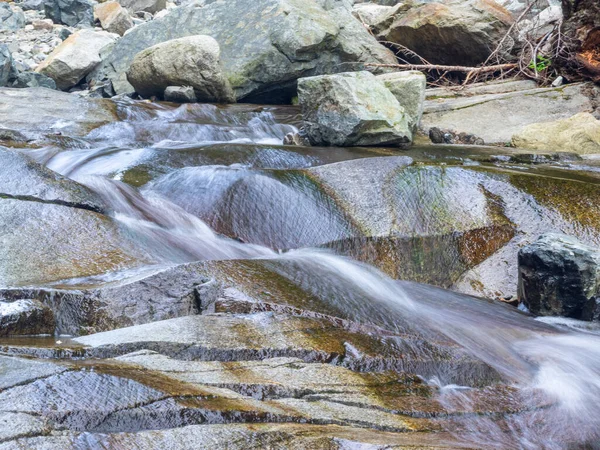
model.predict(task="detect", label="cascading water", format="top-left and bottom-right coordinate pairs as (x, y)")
top-left (24, 98), bottom-right (600, 449)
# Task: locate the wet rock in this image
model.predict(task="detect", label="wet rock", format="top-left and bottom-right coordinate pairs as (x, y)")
top-left (163, 86), bottom-right (197, 103)
top-left (0, 149), bottom-right (143, 288)
top-left (0, 198), bottom-right (143, 287)
top-left (0, 299), bottom-right (55, 336)
top-left (0, 128), bottom-right (30, 143)
top-left (0, 423), bottom-right (480, 449)
top-left (44, 0), bottom-right (94, 27)
top-left (8, 71), bottom-right (57, 89)
top-left (428, 127), bottom-right (485, 145)
top-left (118, 0), bottom-right (166, 14)
top-left (127, 36), bottom-right (235, 102)
top-left (72, 311), bottom-right (496, 385)
top-left (518, 233), bottom-right (600, 321)
top-left (298, 71), bottom-right (412, 147)
top-left (94, 2), bottom-right (133, 36)
top-left (0, 87), bottom-right (117, 137)
top-left (0, 3), bottom-right (26, 31)
top-left (283, 131), bottom-right (310, 146)
top-left (90, 0), bottom-right (397, 100)
top-left (421, 81), bottom-right (600, 145)
top-left (0, 147), bottom-right (105, 211)
top-left (0, 354), bottom-right (67, 390)
top-left (0, 412), bottom-right (49, 442)
top-left (373, 0), bottom-right (513, 66)
top-left (36, 29), bottom-right (119, 90)
top-left (376, 71), bottom-right (426, 131)
top-left (512, 112), bottom-right (600, 154)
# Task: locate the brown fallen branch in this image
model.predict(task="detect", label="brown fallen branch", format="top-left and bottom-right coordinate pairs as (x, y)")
top-left (364, 63), bottom-right (518, 73)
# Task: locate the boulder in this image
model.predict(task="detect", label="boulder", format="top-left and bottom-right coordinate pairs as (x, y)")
top-left (511, 113), bottom-right (600, 154)
top-left (163, 85), bottom-right (197, 103)
top-left (374, 0), bottom-right (514, 66)
top-left (352, 2), bottom-right (395, 27)
top-left (126, 36), bottom-right (235, 102)
top-left (376, 71), bottom-right (426, 131)
top-left (0, 44), bottom-right (12, 87)
top-left (36, 29), bottom-right (119, 90)
top-left (0, 4), bottom-right (25, 31)
top-left (118, 0), bottom-right (166, 14)
top-left (298, 71), bottom-right (412, 147)
top-left (44, 0), bottom-right (94, 27)
top-left (94, 1), bottom-right (132, 36)
top-left (518, 233), bottom-right (600, 321)
top-left (32, 18), bottom-right (54, 30)
top-left (0, 299), bottom-right (55, 336)
top-left (90, 0), bottom-right (397, 101)
top-left (18, 0), bottom-right (46, 11)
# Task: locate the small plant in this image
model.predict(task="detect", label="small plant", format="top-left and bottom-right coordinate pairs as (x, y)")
top-left (528, 55), bottom-right (552, 72)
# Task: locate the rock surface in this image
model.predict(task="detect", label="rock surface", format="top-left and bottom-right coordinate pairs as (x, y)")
top-left (44, 0), bottom-right (94, 27)
top-left (127, 36), bottom-right (235, 102)
top-left (298, 71), bottom-right (412, 147)
top-left (0, 3), bottom-right (26, 31)
top-left (0, 44), bottom-right (12, 86)
top-left (118, 0), bottom-right (166, 14)
top-left (518, 233), bottom-right (600, 320)
top-left (512, 112), bottom-right (600, 154)
top-left (163, 85), bottom-right (197, 103)
top-left (421, 81), bottom-right (600, 145)
top-left (0, 87), bottom-right (117, 138)
top-left (374, 0), bottom-right (514, 66)
top-left (376, 71), bottom-right (426, 131)
top-left (94, 2), bottom-right (133, 36)
top-left (0, 299), bottom-right (55, 336)
top-left (0, 147), bottom-right (105, 212)
top-left (36, 29), bottom-right (119, 90)
top-left (90, 0), bottom-right (397, 100)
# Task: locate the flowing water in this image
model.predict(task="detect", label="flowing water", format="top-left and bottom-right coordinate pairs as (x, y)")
top-left (17, 99), bottom-right (600, 449)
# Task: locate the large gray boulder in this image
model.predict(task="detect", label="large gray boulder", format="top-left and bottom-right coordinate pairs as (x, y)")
top-left (44, 0), bottom-right (94, 27)
top-left (127, 36), bottom-right (235, 102)
top-left (0, 4), bottom-right (25, 31)
top-left (374, 0), bottom-right (514, 66)
top-left (298, 71), bottom-right (412, 147)
top-left (90, 0), bottom-right (397, 101)
top-left (36, 29), bottom-right (119, 90)
top-left (518, 233), bottom-right (600, 321)
top-left (376, 71), bottom-right (426, 131)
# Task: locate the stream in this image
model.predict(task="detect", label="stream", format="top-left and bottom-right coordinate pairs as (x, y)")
top-left (4, 98), bottom-right (600, 449)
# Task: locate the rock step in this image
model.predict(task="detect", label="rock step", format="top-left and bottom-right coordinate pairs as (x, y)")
top-left (0, 353), bottom-right (552, 447)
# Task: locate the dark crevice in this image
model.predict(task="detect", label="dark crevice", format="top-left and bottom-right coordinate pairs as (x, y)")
top-left (0, 193), bottom-right (104, 214)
